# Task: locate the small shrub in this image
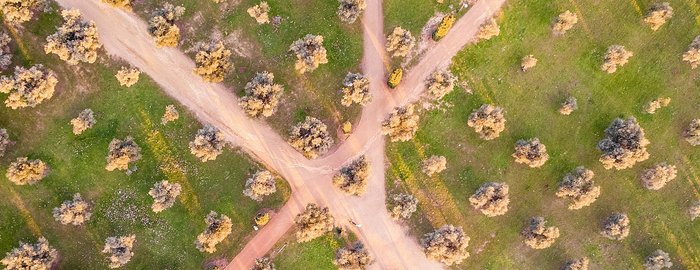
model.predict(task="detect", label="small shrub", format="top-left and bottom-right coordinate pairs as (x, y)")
top-left (289, 34), bottom-right (328, 74)
top-left (520, 55), bottom-right (537, 71)
top-left (522, 216), bottom-right (559, 249)
top-left (640, 162), bottom-right (677, 190)
top-left (381, 104), bottom-right (419, 142)
top-left (421, 225), bottom-right (470, 266)
top-left (247, 2), bottom-right (271, 24)
top-left (115, 67), bottom-right (140, 87)
top-left (243, 170), bottom-right (277, 201)
top-left (70, 108), bottom-right (96, 135)
top-left (189, 125), bottom-right (226, 162)
top-left (105, 137), bottom-right (141, 171)
top-left (148, 180), bottom-right (182, 212)
top-left (551, 10), bottom-right (578, 36)
top-left (102, 235), bottom-right (136, 268)
top-left (643, 250), bottom-right (672, 270)
top-left (195, 211), bottom-right (233, 253)
top-left (469, 182), bottom-right (510, 217)
top-left (643, 2), bottom-right (673, 31)
top-left (559, 96), bottom-right (578, 115)
top-left (161, 104), bottom-right (179, 125)
top-left (52, 193), bottom-right (92, 226)
top-left (332, 155), bottom-right (370, 196)
top-left (467, 104), bottom-right (506, 140)
top-left (683, 119), bottom-right (700, 146)
top-left (420, 155), bottom-right (447, 176)
top-left (386, 27), bottom-right (415, 58)
top-left (294, 203), bottom-right (334, 242)
top-left (476, 18), bottom-right (499, 41)
top-left (600, 212), bottom-right (630, 240)
top-left (601, 45), bottom-right (633, 73)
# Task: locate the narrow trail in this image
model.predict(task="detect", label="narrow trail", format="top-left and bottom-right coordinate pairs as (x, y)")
top-left (52, 0), bottom-right (505, 269)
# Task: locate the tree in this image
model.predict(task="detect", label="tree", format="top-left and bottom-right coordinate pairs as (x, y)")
top-left (551, 10), bottom-right (578, 36)
top-left (0, 237), bottom-right (57, 270)
top-left (333, 241), bottom-right (373, 270)
top-left (0, 128), bottom-right (13, 157)
top-left (289, 34), bottom-right (328, 74)
top-left (386, 27), bottom-right (415, 58)
top-left (421, 155), bottom-right (447, 176)
top-left (563, 257), bottom-right (589, 270)
top-left (0, 64), bottom-right (58, 109)
top-left (469, 182), bottom-right (510, 217)
top-left (288, 116), bottom-right (334, 159)
top-left (381, 104), bottom-right (420, 142)
top-left (70, 108), bottom-right (96, 135)
top-left (598, 117), bottom-right (650, 170)
top-left (684, 119), bottom-right (700, 146)
top-left (640, 162), bottom-right (677, 190)
top-left (433, 14), bottom-right (456, 41)
top-left (101, 0), bottom-right (132, 10)
top-left (6, 157), bottom-right (49, 185)
top-left (683, 35), bottom-right (700, 69)
top-left (243, 170), bottom-right (277, 201)
top-left (105, 137), bottom-right (141, 171)
top-left (148, 180), bottom-right (182, 212)
top-left (643, 2), bottom-right (673, 31)
top-left (115, 67), bottom-right (140, 87)
top-left (390, 193), bottom-right (418, 220)
top-left (251, 257), bottom-right (275, 270)
top-left (147, 3), bottom-right (185, 47)
top-left (1, 0), bottom-right (47, 25)
top-left (44, 9), bottom-right (102, 65)
top-left (294, 203), bottom-right (334, 242)
top-left (600, 212), bottom-right (630, 240)
top-left (52, 193), bottom-right (91, 226)
top-left (559, 96), bottom-right (578, 115)
top-left (643, 250), bottom-right (672, 270)
top-left (467, 104), bottom-right (506, 140)
top-left (421, 225), bottom-right (470, 266)
top-left (189, 124), bottom-right (226, 162)
top-left (512, 138), bottom-right (549, 168)
top-left (601, 45), bottom-right (633, 73)
top-left (194, 41), bottom-right (232, 83)
top-left (102, 234), bottom-right (136, 268)
top-left (643, 97), bottom-right (670, 114)
top-left (555, 167), bottom-right (600, 210)
top-left (337, 0), bottom-right (366, 24)
top-left (476, 18), bottom-right (500, 41)
top-left (340, 73), bottom-right (371, 107)
top-left (520, 55), bottom-right (537, 71)
top-left (247, 2), bottom-right (270, 24)
top-left (425, 69), bottom-right (456, 100)
top-left (161, 104), bottom-right (179, 125)
top-left (689, 200), bottom-right (700, 221)
top-left (195, 211), bottom-right (233, 253)
top-left (333, 155), bottom-right (370, 196)
top-left (239, 71), bottom-right (284, 118)
top-left (521, 216), bottom-right (559, 249)
top-left (0, 32), bottom-right (12, 70)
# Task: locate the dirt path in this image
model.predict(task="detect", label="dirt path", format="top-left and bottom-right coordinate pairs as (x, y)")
top-left (53, 0), bottom-right (504, 269)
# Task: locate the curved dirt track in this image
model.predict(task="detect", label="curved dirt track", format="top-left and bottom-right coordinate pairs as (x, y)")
top-left (53, 0), bottom-right (505, 269)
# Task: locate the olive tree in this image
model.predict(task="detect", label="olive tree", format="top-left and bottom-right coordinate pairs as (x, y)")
top-left (425, 69), bottom-right (456, 100)
top-left (102, 0), bottom-right (132, 10)
top-left (189, 124), bottom-right (226, 162)
top-left (469, 182), bottom-right (510, 217)
top-left (195, 211), bottom-right (233, 253)
top-left (148, 180), bottom-right (182, 212)
top-left (45, 9), bottom-right (102, 65)
top-left (289, 34), bottom-right (328, 73)
top-left (689, 200), bottom-right (700, 221)
top-left (683, 35), bottom-right (700, 69)
top-left (643, 2), bottom-right (673, 31)
top-left (105, 137), bottom-right (141, 171)
top-left (390, 193), bottom-right (418, 220)
top-left (643, 97), bottom-right (670, 114)
top-left (421, 155), bottom-right (446, 176)
top-left (640, 162), bottom-right (677, 190)
top-left (386, 26), bottom-right (415, 58)
top-left (521, 216), bottom-right (560, 249)
top-left (115, 67), bottom-right (140, 87)
top-left (559, 96), bottom-right (578, 115)
top-left (555, 167), bottom-right (600, 210)
top-left (512, 138), bottom-right (549, 168)
top-left (333, 241), bottom-right (373, 270)
top-left (0, 128), bottom-right (13, 157)
top-left (1, 0), bottom-right (47, 25)
top-left (467, 104), bottom-right (506, 140)
top-left (337, 0), bottom-right (366, 24)
top-left (288, 116), bottom-right (333, 159)
top-left (600, 212), bottom-right (630, 240)
top-left (194, 41), bottom-right (232, 83)
top-left (644, 250), bottom-right (672, 270)
top-left (476, 18), bottom-right (499, 41)
top-left (563, 257), bottom-right (589, 270)
top-left (147, 3), bottom-right (185, 47)
top-left (102, 234), bottom-right (136, 268)
top-left (70, 108), bottom-right (96, 135)
top-left (551, 10), bottom-right (578, 36)
top-left (340, 73), bottom-right (371, 107)
top-left (0, 237), bottom-right (57, 270)
top-left (294, 203), bottom-right (334, 242)
top-left (6, 157), bottom-right (49, 185)
top-left (239, 71), bottom-right (284, 118)
top-left (598, 117), bottom-right (650, 170)
top-left (520, 55), bottom-right (537, 71)
top-left (243, 170), bottom-right (277, 201)
top-left (421, 225), bottom-right (470, 266)
top-left (0, 64), bottom-right (58, 109)
top-left (381, 104), bottom-right (420, 142)
top-left (601, 45), bottom-right (633, 73)
top-left (52, 193), bottom-right (91, 226)
top-left (333, 155), bottom-right (370, 196)
top-left (684, 119), bottom-right (700, 146)
top-left (247, 2), bottom-right (270, 24)
top-left (161, 104), bottom-right (179, 125)
top-left (251, 257), bottom-right (275, 270)
top-left (0, 32), bottom-right (12, 70)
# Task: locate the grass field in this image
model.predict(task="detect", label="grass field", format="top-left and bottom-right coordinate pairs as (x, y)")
top-left (386, 0), bottom-right (700, 269)
top-left (271, 233), bottom-right (349, 270)
top-left (383, 0), bottom-right (459, 35)
top-left (0, 7), bottom-right (289, 269)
